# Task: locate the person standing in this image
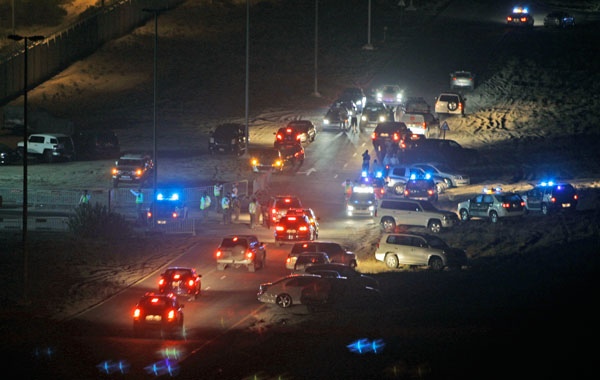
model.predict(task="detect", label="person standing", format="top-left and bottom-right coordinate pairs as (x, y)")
top-left (204, 192), bottom-right (211, 218)
top-left (130, 188), bottom-right (144, 220)
top-left (232, 196), bottom-right (241, 222)
top-left (79, 190), bottom-right (90, 205)
top-left (221, 194), bottom-right (231, 224)
top-left (214, 183), bottom-right (222, 213)
top-left (199, 193), bottom-right (207, 221)
top-left (248, 197), bottom-right (257, 229)
top-left (343, 179), bottom-right (353, 201)
top-left (254, 195), bottom-right (262, 227)
top-left (362, 150), bottom-right (371, 172)
top-left (350, 113), bottom-right (358, 133)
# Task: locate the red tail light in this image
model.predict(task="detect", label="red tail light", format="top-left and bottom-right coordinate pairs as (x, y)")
top-left (286, 128), bottom-right (292, 133)
top-left (286, 257), bottom-right (291, 263)
top-left (400, 140), bottom-right (406, 149)
top-left (404, 190), bottom-right (409, 196)
top-left (393, 133), bottom-right (400, 141)
top-left (299, 226), bottom-right (308, 231)
top-left (136, 169), bottom-right (142, 176)
top-left (167, 310), bottom-right (175, 320)
top-left (275, 226), bottom-right (285, 231)
top-left (458, 103), bottom-right (463, 110)
top-left (159, 278), bottom-right (165, 286)
top-left (428, 190), bottom-right (434, 195)
top-left (133, 308), bottom-right (141, 319)
top-left (147, 211), bottom-right (152, 218)
top-left (521, 17), bottom-right (527, 22)
top-left (422, 122), bottom-right (427, 130)
top-left (573, 195), bottom-right (578, 200)
top-left (216, 250), bottom-right (222, 258)
top-left (173, 274), bottom-right (180, 280)
top-left (172, 212), bottom-right (178, 218)
top-left (551, 197), bottom-right (556, 203)
top-left (521, 202), bottom-right (526, 207)
top-left (502, 203), bottom-right (510, 208)
top-left (112, 168), bottom-right (118, 175)
top-left (296, 135), bottom-right (301, 140)
top-left (276, 134), bottom-right (282, 140)
top-left (507, 16), bottom-right (512, 21)
top-left (380, 188), bottom-right (385, 194)
top-left (246, 251), bottom-right (254, 259)
top-left (371, 132), bottom-right (376, 139)
top-left (188, 279), bottom-right (195, 287)
top-left (452, 77), bottom-right (457, 81)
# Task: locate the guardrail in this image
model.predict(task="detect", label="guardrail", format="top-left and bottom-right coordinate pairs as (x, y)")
top-left (0, 216), bottom-right (68, 232)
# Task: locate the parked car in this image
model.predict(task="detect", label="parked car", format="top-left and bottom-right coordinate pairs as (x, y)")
top-left (251, 145), bottom-right (303, 173)
top-left (112, 153), bottom-right (154, 187)
top-left (521, 181), bottom-right (578, 215)
top-left (288, 241), bottom-right (357, 268)
top-left (146, 190), bottom-right (188, 225)
top-left (378, 199), bottom-right (458, 233)
top-left (384, 166), bottom-right (425, 195)
top-left (268, 195), bottom-right (303, 223)
top-left (71, 129), bottom-right (119, 159)
top-left (434, 93), bottom-right (466, 116)
top-left (209, 123), bottom-right (246, 155)
top-left (284, 208), bottom-right (319, 237)
top-left (215, 235), bottom-right (267, 272)
top-left (411, 162), bottom-right (470, 187)
top-left (346, 185), bottom-right (377, 217)
top-left (257, 274), bottom-right (329, 308)
top-left (399, 112), bottom-right (439, 137)
top-left (0, 143), bottom-right (19, 165)
top-left (17, 133), bottom-right (75, 162)
top-left (404, 177), bottom-right (438, 202)
top-left (450, 71), bottom-right (475, 90)
top-left (361, 101), bottom-right (388, 128)
top-left (398, 97), bottom-right (431, 116)
top-left (403, 138), bottom-right (479, 168)
top-left (275, 214), bottom-right (317, 244)
top-left (375, 233), bottom-right (467, 270)
top-left (323, 106), bottom-right (349, 129)
top-left (339, 87), bottom-right (367, 112)
top-left (285, 120), bottom-right (317, 143)
top-left (544, 11), bottom-right (574, 27)
top-left (457, 188), bottom-right (525, 223)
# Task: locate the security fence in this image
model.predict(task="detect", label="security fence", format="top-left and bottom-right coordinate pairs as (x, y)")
top-left (0, 0), bottom-right (185, 105)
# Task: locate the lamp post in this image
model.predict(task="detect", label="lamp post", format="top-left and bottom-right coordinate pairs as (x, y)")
top-left (244, 0), bottom-right (249, 155)
top-left (142, 8), bottom-right (167, 225)
top-left (8, 33), bottom-right (45, 303)
top-left (313, 0), bottom-right (320, 97)
top-left (362, 0), bottom-right (374, 50)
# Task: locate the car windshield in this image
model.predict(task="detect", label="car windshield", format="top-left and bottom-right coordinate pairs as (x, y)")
top-left (118, 159), bottom-right (143, 166)
top-left (365, 104), bottom-right (385, 112)
top-left (454, 72), bottom-right (471, 78)
top-left (433, 164), bottom-right (453, 172)
top-left (221, 238), bottom-right (248, 247)
top-left (425, 235), bottom-right (448, 249)
top-left (383, 86), bottom-right (396, 92)
top-left (259, 150), bottom-right (280, 159)
top-left (139, 297), bottom-right (169, 307)
top-left (419, 201), bottom-right (438, 212)
top-left (439, 95), bottom-right (459, 102)
top-left (214, 125), bottom-right (239, 138)
top-left (552, 184), bottom-right (576, 196)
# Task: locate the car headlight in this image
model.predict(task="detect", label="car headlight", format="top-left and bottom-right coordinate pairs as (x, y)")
top-left (356, 100), bottom-right (362, 105)
top-left (368, 206), bottom-right (375, 211)
top-left (347, 205), bottom-right (354, 211)
top-left (0, 152), bottom-right (6, 158)
top-left (379, 115), bottom-right (386, 122)
top-left (323, 119), bottom-right (329, 125)
top-left (361, 115), bottom-right (367, 121)
top-left (376, 93), bottom-right (382, 98)
top-left (251, 159), bottom-right (258, 165)
top-left (396, 94), bottom-right (402, 100)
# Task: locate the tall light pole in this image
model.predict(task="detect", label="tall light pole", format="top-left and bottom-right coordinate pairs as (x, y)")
top-left (142, 8), bottom-right (167, 226)
top-left (362, 0), bottom-right (374, 50)
top-left (12, 0), bottom-right (15, 34)
top-left (8, 33), bottom-right (45, 303)
top-left (313, 0), bottom-right (320, 97)
top-left (244, 0), bottom-right (249, 154)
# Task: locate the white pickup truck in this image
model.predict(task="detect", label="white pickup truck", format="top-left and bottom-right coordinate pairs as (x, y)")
top-left (17, 134), bottom-right (75, 162)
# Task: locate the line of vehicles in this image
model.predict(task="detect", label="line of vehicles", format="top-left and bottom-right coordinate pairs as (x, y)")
top-left (506, 6), bottom-right (576, 28)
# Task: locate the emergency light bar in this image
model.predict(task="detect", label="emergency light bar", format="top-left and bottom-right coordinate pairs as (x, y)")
top-left (539, 181), bottom-right (554, 187)
top-left (353, 186), bottom-right (374, 193)
top-left (513, 7), bottom-right (528, 13)
top-left (483, 187), bottom-right (503, 194)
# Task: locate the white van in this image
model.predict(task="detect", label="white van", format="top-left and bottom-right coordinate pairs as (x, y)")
top-left (399, 113), bottom-right (439, 137)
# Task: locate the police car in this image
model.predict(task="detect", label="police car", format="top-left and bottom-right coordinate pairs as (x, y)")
top-left (346, 184), bottom-right (377, 217)
top-left (147, 191), bottom-right (187, 225)
top-left (521, 181), bottom-right (578, 215)
top-left (457, 187), bottom-right (526, 223)
top-left (507, 6), bottom-right (534, 26)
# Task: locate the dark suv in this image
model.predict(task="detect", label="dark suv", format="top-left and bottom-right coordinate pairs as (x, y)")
top-left (288, 241), bottom-right (357, 268)
top-left (522, 182), bottom-right (578, 215)
top-left (371, 122), bottom-right (409, 157)
top-left (405, 178), bottom-right (438, 202)
top-left (112, 154), bottom-right (154, 187)
top-left (209, 123), bottom-right (246, 155)
top-left (132, 293), bottom-right (184, 339)
top-left (275, 214), bottom-right (316, 244)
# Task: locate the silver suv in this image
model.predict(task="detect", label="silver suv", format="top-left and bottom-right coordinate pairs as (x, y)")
top-left (378, 199), bottom-right (458, 233)
top-left (434, 93), bottom-right (465, 116)
top-left (375, 233), bottom-right (467, 270)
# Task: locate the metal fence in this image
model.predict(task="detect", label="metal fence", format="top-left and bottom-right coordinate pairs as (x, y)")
top-left (0, 216), bottom-right (69, 232)
top-left (0, 0), bottom-right (185, 105)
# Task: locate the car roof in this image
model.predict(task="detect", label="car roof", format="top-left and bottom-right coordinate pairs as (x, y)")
top-left (375, 122), bottom-right (408, 131)
top-left (223, 234), bottom-right (257, 239)
top-left (31, 133), bottom-right (69, 137)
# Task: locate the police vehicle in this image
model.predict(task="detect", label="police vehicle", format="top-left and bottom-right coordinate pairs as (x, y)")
top-left (521, 181), bottom-right (578, 215)
top-left (147, 191), bottom-right (187, 225)
top-left (507, 6), bottom-right (534, 26)
top-left (346, 184), bottom-right (377, 217)
top-left (404, 174), bottom-right (438, 202)
top-left (457, 187), bottom-right (526, 223)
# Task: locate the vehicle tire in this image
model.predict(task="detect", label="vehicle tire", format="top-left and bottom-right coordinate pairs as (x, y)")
top-left (276, 293), bottom-right (292, 308)
top-left (385, 254), bottom-right (399, 269)
top-left (489, 210), bottom-right (499, 223)
top-left (541, 203), bottom-right (549, 216)
top-left (381, 217), bottom-right (396, 232)
top-left (217, 263), bottom-right (225, 271)
top-left (444, 178), bottom-right (452, 188)
top-left (459, 209), bottom-right (470, 221)
top-left (43, 150), bottom-right (53, 163)
top-left (248, 263), bottom-right (256, 273)
top-left (447, 102), bottom-right (458, 111)
top-left (428, 219), bottom-right (442, 233)
top-left (429, 256), bottom-right (444, 271)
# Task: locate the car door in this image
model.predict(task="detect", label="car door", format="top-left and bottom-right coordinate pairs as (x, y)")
top-left (386, 235), bottom-right (413, 265)
top-left (409, 236), bottom-right (430, 265)
top-left (482, 195), bottom-right (494, 217)
top-left (526, 187), bottom-right (542, 210)
top-left (401, 201), bottom-right (423, 226)
top-left (469, 195), bottom-right (484, 217)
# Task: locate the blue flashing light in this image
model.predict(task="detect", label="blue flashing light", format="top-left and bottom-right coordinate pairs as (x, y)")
top-left (494, 187), bottom-right (502, 193)
top-left (410, 174), bottom-right (416, 180)
top-left (425, 173), bottom-right (431, 180)
top-left (157, 193), bottom-right (164, 200)
top-left (170, 193), bottom-right (179, 201)
top-left (557, 185), bottom-right (562, 190)
top-left (347, 338), bottom-right (385, 354)
top-left (361, 171), bottom-right (367, 177)
top-left (375, 171), bottom-right (383, 178)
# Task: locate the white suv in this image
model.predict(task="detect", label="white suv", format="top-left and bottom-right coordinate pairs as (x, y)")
top-left (17, 133), bottom-right (75, 162)
top-left (434, 93), bottom-right (465, 116)
top-left (375, 233), bottom-right (467, 270)
top-left (378, 199), bottom-right (458, 233)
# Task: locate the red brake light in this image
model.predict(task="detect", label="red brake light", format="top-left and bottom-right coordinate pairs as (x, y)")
top-left (173, 274), bottom-right (180, 280)
top-left (167, 310), bottom-right (175, 320)
top-left (521, 202), bottom-right (526, 206)
top-left (428, 190), bottom-right (434, 195)
top-left (216, 250), bottom-right (222, 258)
top-left (574, 195), bottom-right (578, 200)
top-left (422, 122), bottom-right (427, 130)
top-left (275, 226), bottom-right (285, 231)
top-left (136, 169), bottom-right (142, 176)
top-left (188, 279), bottom-right (194, 287)
top-left (147, 211), bottom-right (152, 218)
top-left (551, 197), bottom-right (556, 203)
top-left (458, 103), bottom-right (463, 110)
top-left (521, 17), bottom-right (526, 22)
top-left (286, 128), bottom-right (292, 133)
top-left (287, 216), bottom-right (297, 221)
top-left (246, 251), bottom-right (254, 259)
top-left (380, 188), bottom-right (385, 194)
top-left (233, 236), bottom-right (238, 242)
top-left (371, 132), bottom-right (376, 139)
top-left (393, 133), bottom-right (400, 141)
top-left (296, 135), bottom-right (301, 140)
top-left (159, 278), bottom-right (165, 285)
top-left (299, 226), bottom-right (308, 231)
top-left (286, 257), bottom-right (291, 263)
top-left (284, 198), bottom-right (291, 203)
top-left (172, 212), bottom-right (178, 218)
top-left (276, 134), bottom-right (282, 140)
top-left (452, 77), bottom-right (457, 81)
top-left (404, 190), bottom-right (409, 196)
top-left (507, 16), bottom-right (512, 21)
top-left (134, 308), bottom-right (141, 319)
top-left (302, 243), bottom-right (308, 248)
top-left (400, 141), bottom-right (406, 149)
top-left (502, 203), bottom-right (510, 208)
top-left (271, 208), bottom-right (277, 214)
top-left (151, 298), bottom-right (159, 303)
top-left (112, 168), bottom-right (118, 175)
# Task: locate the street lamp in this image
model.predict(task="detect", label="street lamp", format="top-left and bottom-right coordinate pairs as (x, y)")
top-left (313, 0), bottom-right (320, 97)
top-left (244, 0), bottom-right (250, 155)
top-left (8, 33), bottom-right (45, 303)
top-left (362, 0), bottom-right (375, 50)
top-left (142, 8), bottom-right (167, 226)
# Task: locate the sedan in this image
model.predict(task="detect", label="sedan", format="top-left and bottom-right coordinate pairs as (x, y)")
top-left (411, 162), bottom-right (470, 187)
top-left (257, 274), bottom-right (330, 308)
